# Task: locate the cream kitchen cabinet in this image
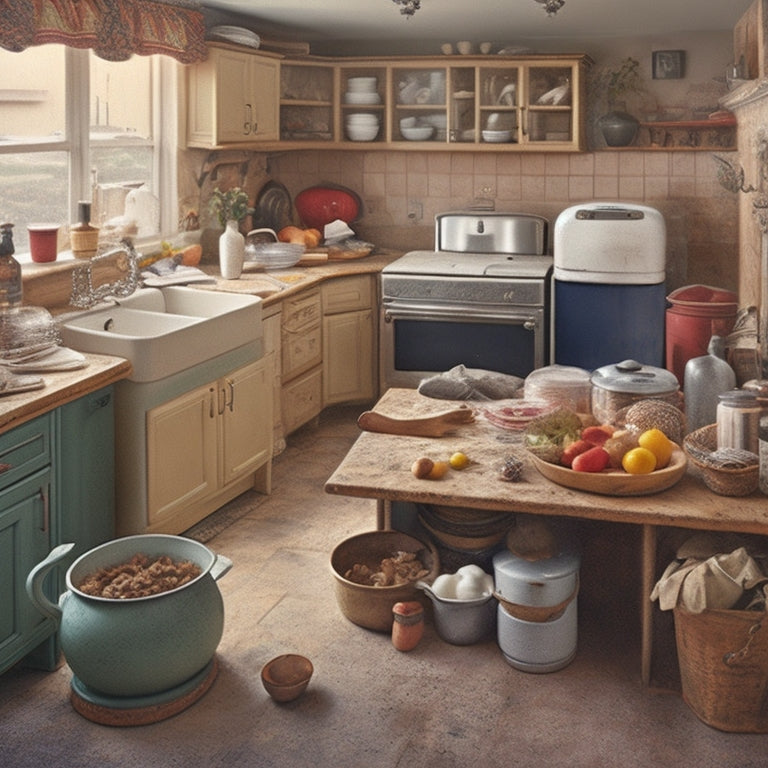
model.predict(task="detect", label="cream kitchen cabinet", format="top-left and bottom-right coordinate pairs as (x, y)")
top-left (145, 357), bottom-right (272, 534)
top-left (186, 44), bottom-right (280, 147)
top-left (281, 289), bottom-right (323, 434)
top-left (322, 275), bottom-right (376, 405)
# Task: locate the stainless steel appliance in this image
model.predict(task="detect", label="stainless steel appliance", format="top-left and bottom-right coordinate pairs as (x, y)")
top-left (380, 211), bottom-right (552, 389)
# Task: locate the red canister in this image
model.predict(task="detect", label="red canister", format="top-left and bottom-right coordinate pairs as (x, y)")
top-left (665, 285), bottom-right (738, 385)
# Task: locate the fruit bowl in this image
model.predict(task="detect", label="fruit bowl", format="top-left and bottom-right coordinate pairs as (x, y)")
top-left (527, 444), bottom-right (687, 496)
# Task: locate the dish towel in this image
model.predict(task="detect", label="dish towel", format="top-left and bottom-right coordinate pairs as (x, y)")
top-left (651, 544), bottom-right (768, 613)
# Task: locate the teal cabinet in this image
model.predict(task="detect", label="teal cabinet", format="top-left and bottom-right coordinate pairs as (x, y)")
top-left (0, 385), bottom-right (115, 675)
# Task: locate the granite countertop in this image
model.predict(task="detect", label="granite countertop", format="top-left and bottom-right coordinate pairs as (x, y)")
top-left (0, 352), bottom-right (131, 435)
top-left (326, 388), bottom-right (768, 535)
top-left (194, 249), bottom-right (401, 306)
top-left (7, 249), bottom-right (402, 434)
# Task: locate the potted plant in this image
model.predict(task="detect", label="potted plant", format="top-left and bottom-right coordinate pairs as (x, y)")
top-left (209, 187), bottom-right (252, 280)
top-left (591, 57), bottom-right (644, 147)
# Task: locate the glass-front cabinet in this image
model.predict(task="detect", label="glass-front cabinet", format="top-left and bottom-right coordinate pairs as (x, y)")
top-left (279, 61), bottom-right (335, 142)
top-left (213, 53), bottom-right (592, 152)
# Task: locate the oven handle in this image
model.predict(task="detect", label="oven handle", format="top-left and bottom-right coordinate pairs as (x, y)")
top-left (383, 305), bottom-right (539, 330)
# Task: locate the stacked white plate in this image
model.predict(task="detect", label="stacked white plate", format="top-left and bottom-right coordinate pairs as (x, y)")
top-left (208, 25), bottom-right (261, 49)
top-left (345, 113), bottom-right (380, 142)
top-left (344, 77), bottom-right (380, 106)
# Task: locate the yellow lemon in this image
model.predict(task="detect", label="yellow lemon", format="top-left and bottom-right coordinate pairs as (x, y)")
top-left (637, 428), bottom-right (673, 469)
top-left (621, 446), bottom-right (657, 475)
top-left (449, 452), bottom-right (470, 469)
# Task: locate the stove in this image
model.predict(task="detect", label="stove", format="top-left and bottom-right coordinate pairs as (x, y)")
top-left (380, 212), bottom-right (553, 390)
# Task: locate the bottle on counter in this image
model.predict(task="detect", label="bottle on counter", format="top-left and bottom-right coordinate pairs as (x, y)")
top-left (0, 223), bottom-right (23, 308)
top-left (684, 335), bottom-right (737, 433)
top-left (69, 201), bottom-right (99, 259)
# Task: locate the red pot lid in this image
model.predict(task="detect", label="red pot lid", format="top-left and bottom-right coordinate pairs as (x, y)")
top-left (294, 185), bottom-right (361, 229)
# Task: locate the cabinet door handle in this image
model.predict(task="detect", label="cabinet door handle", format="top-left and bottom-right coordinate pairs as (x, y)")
top-left (521, 105), bottom-right (528, 136)
top-left (210, 387), bottom-right (217, 418)
top-left (39, 484), bottom-right (49, 533)
top-left (244, 103), bottom-right (252, 135)
top-left (225, 379), bottom-right (235, 412)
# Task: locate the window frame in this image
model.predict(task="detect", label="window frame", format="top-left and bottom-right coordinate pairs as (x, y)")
top-left (0, 46), bottom-right (178, 252)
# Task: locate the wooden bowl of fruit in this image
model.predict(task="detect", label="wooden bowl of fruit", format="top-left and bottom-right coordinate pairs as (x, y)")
top-left (524, 409), bottom-right (687, 496)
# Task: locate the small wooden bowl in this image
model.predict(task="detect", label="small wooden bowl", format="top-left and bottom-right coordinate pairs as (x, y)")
top-left (261, 654), bottom-right (313, 702)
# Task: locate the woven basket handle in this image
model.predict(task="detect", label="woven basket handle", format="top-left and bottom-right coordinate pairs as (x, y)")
top-left (723, 619), bottom-right (763, 666)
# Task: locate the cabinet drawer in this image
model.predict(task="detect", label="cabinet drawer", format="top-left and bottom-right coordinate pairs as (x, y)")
top-left (322, 275), bottom-right (373, 314)
top-left (282, 366), bottom-right (322, 434)
top-left (282, 318), bottom-right (322, 380)
top-left (0, 415), bottom-right (52, 493)
top-left (282, 290), bottom-right (322, 332)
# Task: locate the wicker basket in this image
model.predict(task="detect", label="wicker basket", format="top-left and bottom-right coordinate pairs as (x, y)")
top-left (674, 605), bottom-right (768, 732)
top-left (682, 424), bottom-right (759, 496)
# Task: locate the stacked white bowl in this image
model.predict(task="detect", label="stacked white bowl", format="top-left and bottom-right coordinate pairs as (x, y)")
top-left (344, 77), bottom-right (380, 105)
top-left (345, 112), bottom-right (380, 142)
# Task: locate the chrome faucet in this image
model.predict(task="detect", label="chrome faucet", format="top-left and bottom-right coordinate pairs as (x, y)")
top-left (70, 238), bottom-right (141, 309)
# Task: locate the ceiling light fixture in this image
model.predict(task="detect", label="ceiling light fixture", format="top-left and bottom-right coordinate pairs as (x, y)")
top-left (392, 0), bottom-right (421, 18)
top-left (536, 0), bottom-right (565, 16)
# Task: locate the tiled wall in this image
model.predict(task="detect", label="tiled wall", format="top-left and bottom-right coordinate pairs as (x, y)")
top-left (268, 148), bottom-right (740, 292)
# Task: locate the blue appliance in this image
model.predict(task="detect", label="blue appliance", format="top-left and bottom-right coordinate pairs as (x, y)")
top-left (552, 202), bottom-right (666, 371)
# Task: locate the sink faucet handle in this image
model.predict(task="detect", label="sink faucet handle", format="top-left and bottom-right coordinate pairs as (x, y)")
top-left (69, 237), bottom-right (140, 309)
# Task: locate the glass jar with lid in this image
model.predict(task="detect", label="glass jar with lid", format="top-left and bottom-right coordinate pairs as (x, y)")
top-left (716, 389), bottom-right (761, 454)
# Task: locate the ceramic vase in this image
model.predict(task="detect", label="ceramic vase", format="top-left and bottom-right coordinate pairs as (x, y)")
top-left (598, 110), bottom-right (639, 147)
top-left (219, 219), bottom-right (245, 280)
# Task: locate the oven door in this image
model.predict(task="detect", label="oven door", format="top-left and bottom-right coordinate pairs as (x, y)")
top-left (380, 301), bottom-right (547, 390)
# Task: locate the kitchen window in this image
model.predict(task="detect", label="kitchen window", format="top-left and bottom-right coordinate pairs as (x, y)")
top-left (0, 45), bottom-right (177, 253)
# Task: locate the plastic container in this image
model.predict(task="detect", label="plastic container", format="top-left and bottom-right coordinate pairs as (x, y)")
top-left (590, 359), bottom-right (680, 424)
top-left (523, 364), bottom-right (592, 412)
top-left (666, 284), bottom-right (738, 385)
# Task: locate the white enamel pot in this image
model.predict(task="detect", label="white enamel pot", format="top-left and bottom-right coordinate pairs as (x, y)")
top-left (26, 534), bottom-right (232, 697)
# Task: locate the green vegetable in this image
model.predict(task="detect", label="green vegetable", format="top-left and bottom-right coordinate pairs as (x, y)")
top-left (523, 408), bottom-right (583, 464)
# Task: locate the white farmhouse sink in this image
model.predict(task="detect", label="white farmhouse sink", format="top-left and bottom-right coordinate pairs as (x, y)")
top-left (59, 286), bottom-right (262, 382)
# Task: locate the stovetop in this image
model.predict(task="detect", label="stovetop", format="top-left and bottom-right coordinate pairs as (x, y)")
top-left (382, 250), bottom-right (554, 279)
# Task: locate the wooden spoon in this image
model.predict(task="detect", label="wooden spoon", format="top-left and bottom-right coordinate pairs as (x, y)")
top-left (357, 407), bottom-right (475, 437)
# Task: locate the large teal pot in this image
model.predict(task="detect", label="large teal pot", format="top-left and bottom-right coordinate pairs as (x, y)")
top-left (26, 534), bottom-right (232, 697)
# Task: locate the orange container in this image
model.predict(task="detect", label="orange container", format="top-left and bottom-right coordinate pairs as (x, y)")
top-left (665, 284), bottom-right (738, 385)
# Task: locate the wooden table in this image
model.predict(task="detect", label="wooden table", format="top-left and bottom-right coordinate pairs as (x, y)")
top-left (325, 388), bottom-right (768, 684)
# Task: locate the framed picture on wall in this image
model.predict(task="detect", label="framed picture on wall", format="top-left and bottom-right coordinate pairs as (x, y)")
top-left (652, 50), bottom-right (685, 79)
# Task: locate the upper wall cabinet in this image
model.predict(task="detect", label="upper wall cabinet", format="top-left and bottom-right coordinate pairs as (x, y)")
top-left (186, 44), bottom-right (280, 148)
top-left (287, 54), bottom-right (592, 152)
top-left (185, 49), bottom-right (590, 152)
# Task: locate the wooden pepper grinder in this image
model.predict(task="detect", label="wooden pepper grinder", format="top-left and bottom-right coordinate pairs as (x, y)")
top-left (391, 601), bottom-right (424, 651)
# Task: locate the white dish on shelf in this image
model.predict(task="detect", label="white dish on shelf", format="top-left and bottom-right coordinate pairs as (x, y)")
top-left (482, 129), bottom-right (513, 143)
top-left (347, 77), bottom-right (378, 92)
top-left (344, 92), bottom-right (381, 105)
top-left (208, 25), bottom-right (261, 49)
top-left (401, 125), bottom-right (435, 141)
top-left (346, 124), bottom-right (380, 141)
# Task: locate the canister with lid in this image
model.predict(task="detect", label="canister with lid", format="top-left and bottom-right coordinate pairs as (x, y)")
top-left (590, 359), bottom-right (680, 424)
top-left (716, 389), bottom-right (760, 454)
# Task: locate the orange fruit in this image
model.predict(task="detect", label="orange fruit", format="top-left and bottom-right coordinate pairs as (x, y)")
top-left (637, 428), bottom-right (673, 469)
top-left (428, 460), bottom-right (450, 479)
top-left (621, 447), bottom-right (657, 475)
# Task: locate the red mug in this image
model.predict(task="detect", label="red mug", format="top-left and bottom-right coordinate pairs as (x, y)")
top-left (28, 224), bottom-right (60, 263)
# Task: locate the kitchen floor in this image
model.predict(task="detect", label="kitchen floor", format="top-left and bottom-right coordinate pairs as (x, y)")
top-left (1, 404), bottom-right (766, 768)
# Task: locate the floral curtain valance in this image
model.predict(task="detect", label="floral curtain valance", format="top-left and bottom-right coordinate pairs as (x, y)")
top-left (0, 0), bottom-right (208, 63)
